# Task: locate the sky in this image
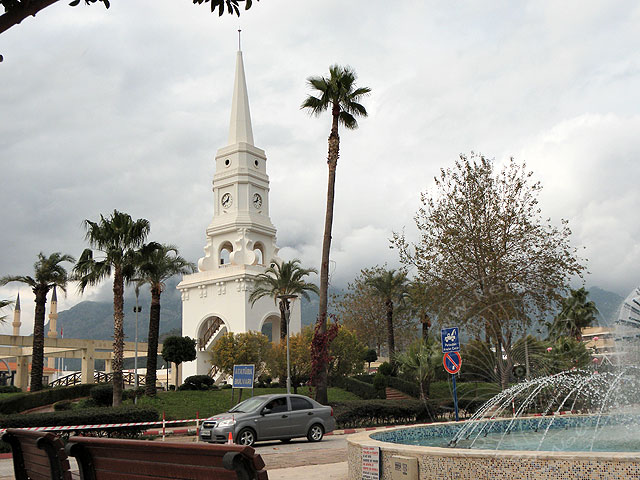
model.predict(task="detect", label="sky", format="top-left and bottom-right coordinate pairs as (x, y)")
top-left (1, 0), bottom-right (639, 334)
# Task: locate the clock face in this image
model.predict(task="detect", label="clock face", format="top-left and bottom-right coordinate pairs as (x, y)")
top-left (221, 193), bottom-right (232, 208)
top-left (253, 193), bottom-right (262, 209)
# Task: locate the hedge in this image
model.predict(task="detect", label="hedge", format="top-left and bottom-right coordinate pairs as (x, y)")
top-left (0, 384), bottom-right (96, 414)
top-left (332, 376), bottom-right (385, 400)
top-left (0, 405), bottom-right (159, 438)
top-left (353, 374), bottom-right (375, 384)
top-left (330, 400), bottom-right (442, 428)
top-left (387, 377), bottom-right (420, 398)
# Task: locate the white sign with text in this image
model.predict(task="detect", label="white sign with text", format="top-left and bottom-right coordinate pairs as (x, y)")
top-left (362, 445), bottom-right (380, 480)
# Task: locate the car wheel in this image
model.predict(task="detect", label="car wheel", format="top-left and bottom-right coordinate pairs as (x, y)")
top-left (236, 428), bottom-right (256, 447)
top-left (307, 424), bottom-right (324, 442)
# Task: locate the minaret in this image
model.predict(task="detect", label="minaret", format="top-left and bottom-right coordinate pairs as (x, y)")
top-left (178, 47), bottom-right (301, 380)
top-left (47, 287), bottom-right (59, 369)
top-left (11, 293), bottom-right (21, 336)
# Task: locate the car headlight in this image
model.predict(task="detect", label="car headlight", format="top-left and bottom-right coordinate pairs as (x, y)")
top-left (217, 419), bottom-right (236, 428)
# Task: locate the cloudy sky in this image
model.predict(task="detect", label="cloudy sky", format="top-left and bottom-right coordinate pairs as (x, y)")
top-left (1, 0), bottom-right (639, 333)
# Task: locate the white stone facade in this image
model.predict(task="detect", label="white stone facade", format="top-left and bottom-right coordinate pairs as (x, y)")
top-left (178, 50), bottom-right (301, 380)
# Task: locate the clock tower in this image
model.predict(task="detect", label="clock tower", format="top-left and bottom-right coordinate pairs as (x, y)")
top-left (178, 49), bottom-right (302, 380)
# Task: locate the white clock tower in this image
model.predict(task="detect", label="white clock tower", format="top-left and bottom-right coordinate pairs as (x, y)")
top-left (178, 49), bottom-right (302, 379)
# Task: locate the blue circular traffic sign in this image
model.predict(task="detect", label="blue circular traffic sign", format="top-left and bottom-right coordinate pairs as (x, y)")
top-left (443, 351), bottom-right (462, 374)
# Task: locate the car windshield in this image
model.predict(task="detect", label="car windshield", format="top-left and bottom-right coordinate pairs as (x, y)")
top-left (228, 396), bottom-right (267, 413)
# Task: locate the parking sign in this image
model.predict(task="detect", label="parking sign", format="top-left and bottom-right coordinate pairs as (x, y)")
top-left (441, 327), bottom-right (460, 353)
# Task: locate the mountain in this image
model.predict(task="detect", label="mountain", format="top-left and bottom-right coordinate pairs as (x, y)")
top-left (50, 278), bottom-right (326, 341)
top-left (51, 278), bottom-right (183, 342)
top-left (587, 286), bottom-right (625, 326)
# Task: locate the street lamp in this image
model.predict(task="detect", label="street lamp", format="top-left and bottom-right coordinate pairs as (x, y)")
top-left (277, 294), bottom-right (298, 395)
top-left (133, 286), bottom-right (142, 403)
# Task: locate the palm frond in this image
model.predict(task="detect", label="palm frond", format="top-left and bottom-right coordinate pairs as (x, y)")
top-left (0, 275), bottom-right (36, 288)
top-left (249, 259), bottom-right (318, 306)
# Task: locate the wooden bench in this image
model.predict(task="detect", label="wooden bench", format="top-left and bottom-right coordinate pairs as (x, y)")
top-left (65, 437), bottom-right (268, 480)
top-left (2, 428), bottom-right (74, 480)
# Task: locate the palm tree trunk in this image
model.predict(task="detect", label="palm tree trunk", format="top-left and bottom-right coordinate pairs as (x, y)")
top-left (386, 299), bottom-right (395, 363)
top-left (279, 299), bottom-right (287, 342)
top-left (421, 314), bottom-right (430, 342)
top-left (315, 106), bottom-right (340, 405)
top-left (112, 266), bottom-right (125, 406)
top-left (145, 285), bottom-right (162, 396)
top-left (30, 286), bottom-right (48, 392)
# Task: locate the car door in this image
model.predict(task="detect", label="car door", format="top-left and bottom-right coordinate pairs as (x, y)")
top-left (287, 396), bottom-right (316, 437)
top-left (254, 396), bottom-right (291, 439)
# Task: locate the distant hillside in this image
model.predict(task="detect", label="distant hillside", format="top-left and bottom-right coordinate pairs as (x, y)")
top-left (51, 277), bottom-right (324, 341)
top-left (588, 286), bottom-right (624, 325)
top-left (51, 278), bottom-right (183, 342)
top-left (49, 283), bottom-right (623, 347)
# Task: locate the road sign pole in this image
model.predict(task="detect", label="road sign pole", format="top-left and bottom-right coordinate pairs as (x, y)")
top-left (452, 373), bottom-right (459, 422)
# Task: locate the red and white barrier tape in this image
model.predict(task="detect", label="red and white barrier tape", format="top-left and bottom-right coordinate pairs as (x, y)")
top-left (0, 418), bottom-right (198, 436)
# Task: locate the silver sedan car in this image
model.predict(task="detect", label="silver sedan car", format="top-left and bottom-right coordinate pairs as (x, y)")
top-left (199, 393), bottom-right (336, 447)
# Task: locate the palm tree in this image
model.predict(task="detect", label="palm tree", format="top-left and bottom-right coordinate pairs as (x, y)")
top-left (249, 259), bottom-right (318, 342)
top-left (73, 210), bottom-right (150, 406)
top-left (301, 64), bottom-right (370, 403)
top-left (395, 338), bottom-right (440, 405)
top-left (365, 269), bottom-right (408, 363)
top-left (1, 252), bottom-right (75, 391)
top-left (0, 299), bottom-right (13, 322)
top-left (407, 279), bottom-right (439, 342)
top-left (136, 243), bottom-right (196, 396)
top-left (548, 287), bottom-right (599, 341)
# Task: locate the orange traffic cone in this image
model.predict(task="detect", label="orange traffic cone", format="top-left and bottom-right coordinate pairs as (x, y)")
top-left (227, 432), bottom-right (233, 444)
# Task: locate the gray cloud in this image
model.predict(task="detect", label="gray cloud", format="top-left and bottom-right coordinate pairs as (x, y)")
top-left (1, 0), bottom-right (639, 332)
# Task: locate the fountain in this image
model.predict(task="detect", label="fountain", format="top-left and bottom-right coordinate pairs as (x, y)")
top-left (347, 288), bottom-right (640, 479)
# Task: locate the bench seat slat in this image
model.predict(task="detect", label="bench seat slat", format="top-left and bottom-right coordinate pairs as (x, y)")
top-left (81, 444), bottom-right (227, 467)
top-left (67, 437), bottom-right (268, 480)
top-left (91, 457), bottom-right (237, 479)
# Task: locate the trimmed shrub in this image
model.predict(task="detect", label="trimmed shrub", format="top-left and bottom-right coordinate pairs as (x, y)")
top-left (76, 398), bottom-right (97, 409)
top-left (90, 384), bottom-right (113, 406)
top-left (332, 376), bottom-right (385, 400)
top-left (179, 375), bottom-right (215, 391)
top-left (0, 384), bottom-right (95, 414)
top-left (330, 400), bottom-right (442, 428)
top-left (123, 387), bottom-right (146, 401)
top-left (372, 373), bottom-right (387, 392)
top-left (0, 405), bottom-right (159, 438)
top-left (378, 362), bottom-right (394, 377)
top-left (53, 400), bottom-right (73, 411)
top-left (0, 386), bottom-right (21, 394)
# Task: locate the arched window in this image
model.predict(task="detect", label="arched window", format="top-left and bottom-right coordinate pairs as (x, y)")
top-left (252, 243), bottom-right (265, 266)
top-left (219, 242), bottom-right (233, 265)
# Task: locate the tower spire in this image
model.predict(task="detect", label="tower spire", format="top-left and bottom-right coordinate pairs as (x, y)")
top-left (12, 293), bottom-right (21, 336)
top-left (227, 47), bottom-right (254, 146)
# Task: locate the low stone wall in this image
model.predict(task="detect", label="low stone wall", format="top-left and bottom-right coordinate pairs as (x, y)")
top-left (347, 424), bottom-right (640, 480)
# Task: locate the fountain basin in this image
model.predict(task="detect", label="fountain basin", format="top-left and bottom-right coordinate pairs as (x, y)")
top-left (347, 418), bottom-right (640, 480)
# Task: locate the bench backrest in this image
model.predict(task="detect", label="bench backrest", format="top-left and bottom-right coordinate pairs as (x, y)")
top-left (66, 437), bottom-right (268, 480)
top-left (2, 429), bottom-right (73, 480)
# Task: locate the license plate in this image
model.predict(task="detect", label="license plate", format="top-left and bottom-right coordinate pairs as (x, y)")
top-left (201, 431), bottom-right (211, 437)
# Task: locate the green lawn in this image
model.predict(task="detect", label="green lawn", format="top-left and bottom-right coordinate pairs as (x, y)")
top-left (429, 381), bottom-right (501, 402)
top-left (132, 387), bottom-right (359, 420)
